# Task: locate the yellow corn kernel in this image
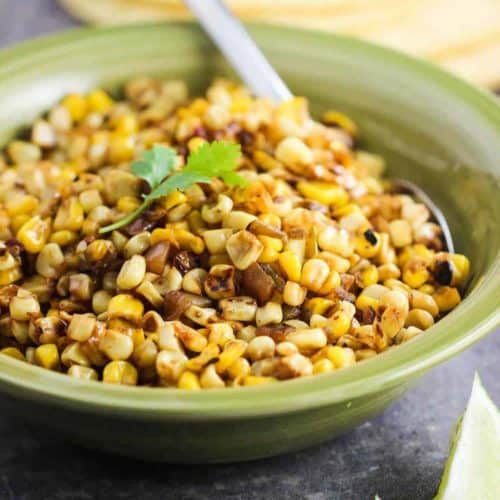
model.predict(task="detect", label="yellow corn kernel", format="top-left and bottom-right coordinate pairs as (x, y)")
top-left (108, 134), bottom-right (135, 163)
top-left (215, 339), bottom-right (247, 373)
top-left (297, 181), bottom-right (349, 206)
top-left (61, 93), bottom-right (87, 121)
top-left (1, 347), bottom-right (25, 361)
top-left (10, 214), bottom-right (30, 234)
top-left (87, 89), bottom-right (114, 114)
top-left (102, 360), bottom-right (138, 385)
top-left (17, 216), bottom-right (51, 253)
top-left (418, 284), bottom-right (435, 296)
top-left (107, 294), bottom-right (144, 323)
top-left (326, 308), bottom-right (353, 339)
top-left (355, 294), bottom-right (378, 311)
top-left (112, 114), bottom-right (138, 136)
top-left (313, 358), bottom-right (335, 375)
top-left (174, 229), bottom-right (205, 254)
top-left (278, 251), bottom-right (302, 282)
top-left (0, 267), bottom-right (23, 286)
top-left (243, 375), bottom-right (276, 386)
top-left (402, 260), bottom-right (430, 288)
top-left (178, 371), bottom-right (201, 390)
top-left (116, 196), bottom-right (141, 214)
top-left (163, 191), bottom-right (187, 211)
top-left (333, 203), bottom-right (361, 218)
top-left (257, 235), bottom-right (283, 252)
top-left (5, 194), bottom-right (38, 217)
top-left (150, 227), bottom-right (175, 246)
top-left (54, 197), bottom-right (84, 231)
top-left (253, 150), bottom-right (281, 171)
top-left (34, 344), bottom-right (60, 370)
top-left (451, 254), bottom-right (470, 284)
top-left (433, 287), bottom-right (461, 313)
top-left (301, 258), bottom-right (330, 292)
top-left (187, 137), bottom-right (207, 152)
top-left (305, 298), bottom-right (335, 315)
top-left (360, 265), bottom-right (379, 287)
top-left (50, 230), bottom-right (78, 246)
top-left (258, 213), bottom-right (282, 229)
top-left (326, 346), bottom-right (356, 369)
top-left (226, 357), bottom-right (251, 379)
top-left (317, 270), bottom-right (341, 295)
top-left (354, 230), bottom-right (380, 258)
top-left (230, 96), bottom-right (252, 113)
top-left (257, 246), bottom-right (279, 263)
top-left (322, 110), bottom-right (358, 136)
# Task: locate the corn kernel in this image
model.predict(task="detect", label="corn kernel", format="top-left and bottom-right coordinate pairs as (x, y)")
top-left (102, 360), bottom-right (138, 385)
top-left (107, 294), bottom-right (144, 323)
top-left (1, 347), bottom-right (25, 361)
top-left (17, 216), bottom-right (51, 253)
top-left (178, 371), bottom-right (201, 390)
top-left (87, 89), bottom-right (114, 114)
top-left (278, 251), bottom-right (302, 282)
top-left (313, 358), bottom-right (335, 374)
top-left (34, 344), bottom-right (59, 370)
top-left (297, 181), bottom-right (349, 206)
top-left (62, 93), bottom-right (87, 121)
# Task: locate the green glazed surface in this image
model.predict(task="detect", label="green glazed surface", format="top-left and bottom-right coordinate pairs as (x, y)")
top-left (0, 23), bottom-right (498, 463)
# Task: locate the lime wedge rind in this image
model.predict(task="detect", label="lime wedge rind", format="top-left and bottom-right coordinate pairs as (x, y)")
top-left (435, 373), bottom-right (500, 500)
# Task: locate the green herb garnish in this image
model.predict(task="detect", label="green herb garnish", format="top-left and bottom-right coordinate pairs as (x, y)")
top-left (99, 141), bottom-right (245, 234)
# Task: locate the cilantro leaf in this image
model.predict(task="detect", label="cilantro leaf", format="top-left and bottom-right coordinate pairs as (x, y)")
top-left (99, 140), bottom-right (245, 234)
top-left (131, 144), bottom-right (177, 190)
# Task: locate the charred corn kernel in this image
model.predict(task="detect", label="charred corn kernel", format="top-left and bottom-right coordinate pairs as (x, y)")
top-left (108, 134), bottom-right (135, 163)
top-left (17, 216), bottom-right (51, 253)
top-left (1, 347), bottom-right (25, 361)
top-left (322, 110), bottom-right (358, 136)
top-left (34, 344), bottom-right (59, 370)
top-left (402, 259), bottom-right (430, 288)
top-left (178, 371), bottom-right (201, 390)
top-left (219, 296), bottom-right (257, 322)
top-left (5, 194), bottom-right (38, 217)
top-left (325, 303), bottom-right (355, 339)
top-left (200, 364), bottom-right (225, 388)
top-left (201, 194), bottom-right (233, 224)
top-left (175, 322), bottom-right (208, 352)
top-left (286, 328), bottom-right (327, 352)
top-left (87, 89), bottom-right (114, 114)
top-left (187, 136), bottom-right (207, 152)
top-left (54, 197), bottom-right (84, 231)
top-left (116, 196), bottom-right (141, 214)
top-left (117, 255), bottom-right (146, 290)
top-left (243, 375), bottom-right (276, 386)
top-left (433, 287), bottom-right (461, 313)
top-left (247, 336), bottom-right (275, 362)
top-left (297, 181), bottom-right (349, 206)
top-left (68, 365), bottom-right (98, 381)
top-left (49, 230), bottom-right (78, 246)
top-left (313, 358), bottom-right (334, 375)
top-left (279, 251), bottom-right (302, 282)
top-left (225, 230), bottom-right (263, 270)
top-left (10, 292), bottom-right (40, 321)
top-left (283, 281), bottom-right (307, 307)
top-left (62, 93), bottom-right (87, 121)
top-left (107, 294), bottom-right (144, 323)
top-left (35, 243), bottom-right (64, 279)
top-left (354, 229), bottom-right (380, 258)
top-left (275, 137), bottom-right (313, 168)
top-left (207, 322), bottom-right (235, 347)
top-left (306, 298), bottom-right (335, 316)
top-left (255, 302), bottom-right (283, 327)
top-left (103, 360), bottom-right (138, 385)
top-left (326, 346), bottom-right (356, 369)
top-left (216, 339), bottom-right (247, 373)
top-left (0, 267), bottom-right (22, 286)
top-left (378, 290), bottom-right (409, 338)
top-left (301, 258), bottom-right (329, 292)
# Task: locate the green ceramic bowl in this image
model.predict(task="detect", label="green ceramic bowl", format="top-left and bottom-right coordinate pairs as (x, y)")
top-left (0, 23), bottom-right (498, 463)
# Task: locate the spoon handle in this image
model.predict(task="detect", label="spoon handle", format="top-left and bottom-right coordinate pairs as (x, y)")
top-left (184, 0), bottom-right (292, 102)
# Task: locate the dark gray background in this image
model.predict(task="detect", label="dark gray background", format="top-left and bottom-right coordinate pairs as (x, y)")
top-left (0, 1), bottom-right (498, 499)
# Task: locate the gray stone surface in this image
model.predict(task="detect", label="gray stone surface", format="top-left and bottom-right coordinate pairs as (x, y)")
top-left (0, 1), bottom-right (498, 499)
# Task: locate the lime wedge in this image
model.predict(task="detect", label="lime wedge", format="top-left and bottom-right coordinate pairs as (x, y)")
top-left (435, 374), bottom-right (500, 499)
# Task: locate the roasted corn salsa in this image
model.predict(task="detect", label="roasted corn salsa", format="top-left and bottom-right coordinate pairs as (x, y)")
top-left (0, 78), bottom-right (470, 388)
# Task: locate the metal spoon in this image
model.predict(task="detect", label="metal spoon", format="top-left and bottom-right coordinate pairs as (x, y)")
top-left (184, 0), bottom-right (455, 252)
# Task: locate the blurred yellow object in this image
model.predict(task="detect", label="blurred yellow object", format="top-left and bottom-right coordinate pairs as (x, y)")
top-left (57, 0), bottom-right (500, 88)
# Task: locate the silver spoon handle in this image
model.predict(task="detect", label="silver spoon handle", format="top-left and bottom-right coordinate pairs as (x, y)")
top-left (184, 0), bottom-right (292, 102)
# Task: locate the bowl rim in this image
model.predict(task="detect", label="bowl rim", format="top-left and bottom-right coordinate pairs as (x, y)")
top-left (0, 21), bottom-right (498, 419)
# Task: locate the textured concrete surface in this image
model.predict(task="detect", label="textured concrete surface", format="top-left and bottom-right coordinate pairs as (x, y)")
top-left (0, 1), bottom-right (498, 499)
